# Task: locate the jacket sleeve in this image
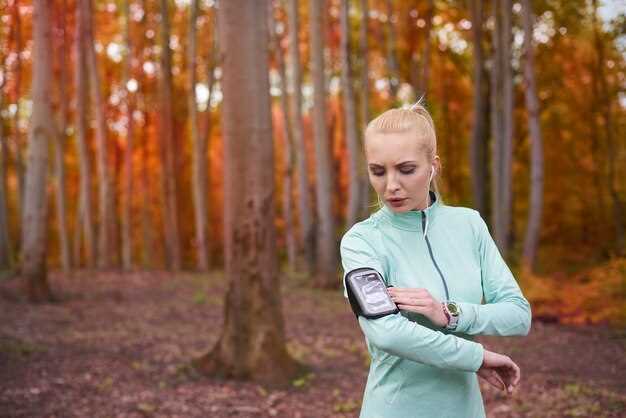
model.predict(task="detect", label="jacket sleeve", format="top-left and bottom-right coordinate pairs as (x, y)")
top-left (341, 230), bottom-right (484, 373)
top-left (454, 212), bottom-right (532, 336)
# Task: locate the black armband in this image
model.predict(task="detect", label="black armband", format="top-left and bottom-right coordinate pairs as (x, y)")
top-left (344, 267), bottom-right (399, 319)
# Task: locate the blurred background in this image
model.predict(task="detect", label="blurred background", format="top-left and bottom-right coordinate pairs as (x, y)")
top-left (2, 0), bottom-right (624, 321)
top-left (0, 0), bottom-right (625, 416)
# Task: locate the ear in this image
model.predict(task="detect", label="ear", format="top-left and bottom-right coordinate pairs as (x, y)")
top-left (432, 155), bottom-right (441, 177)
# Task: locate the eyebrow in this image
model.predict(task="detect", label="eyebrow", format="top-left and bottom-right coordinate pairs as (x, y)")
top-left (368, 161), bottom-right (418, 168)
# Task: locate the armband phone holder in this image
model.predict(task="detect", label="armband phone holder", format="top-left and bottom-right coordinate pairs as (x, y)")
top-left (344, 267), bottom-right (399, 319)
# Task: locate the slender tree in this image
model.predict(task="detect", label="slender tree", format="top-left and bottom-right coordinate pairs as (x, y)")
top-left (75, 0), bottom-right (96, 268)
top-left (199, 7), bottom-right (218, 267)
top-left (340, 0), bottom-right (364, 227)
top-left (420, 0), bottom-right (434, 95)
top-left (137, 0), bottom-right (155, 269)
top-left (490, 0), bottom-right (514, 256)
top-left (194, 0), bottom-right (300, 384)
top-left (310, 0), bottom-right (338, 288)
top-left (286, 0), bottom-right (315, 273)
top-left (0, 77), bottom-right (10, 272)
top-left (12, 0), bottom-right (25, 217)
top-left (359, 0), bottom-right (371, 214)
top-left (52, 0), bottom-right (72, 272)
top-left (268, 0), bottom-right (297, 272)
top-left (84, 0), bottom-right (115, 268)
top-left (121, 0), bottom-right (136, 270)
top-left (158, 0), bottom-right (182, 270)
top-left (591, 0), bottom-right (625, 255)
top-left (188, 0), bottom-right (210, 271)
top-left (0, 15), bottom-right (14, 271)
top-left (384, 0), bottom-right (400, 101)
top-left (520, 0), bottom-right (544, 272)
top-left (21, 0), bottom-right (55, 301)
top-left (470, 0), bottom-right (488, 216)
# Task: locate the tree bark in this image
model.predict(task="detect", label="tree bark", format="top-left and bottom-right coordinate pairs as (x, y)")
top-left (384, 0), bottom-right (400, 102)
top-left (490, 0), bottom-right (513, 257)
top-left (75, 0), bottom-right (96, 268)
top-left (121, 0), bottom-right (135, 270)
top-left (521, 0), bottom-right (544, 272)
top-left (359, 0), bottom-right (371, 214)
top-left (188, 0), bottom-right (210, 271)
top-left (268, 1), bottom-right (297, 272)
top-left (199, 9), bottom-right (218, 268)
top-left (84, 0), bottom-right (114, 269)
top-left (158, 0), bottom-right (182, 270)
top-left (0, 72), bottom-right (11, 271)
top-left (470, 0), bottom-right (488, 216)
top-left (194, 0), bottom-right (301, 385)
top-left (310, 0), bottom-right (338, 288)
top-left (591, 0), bottom-right (625, 255)
top-left (12, 1), bottom-right (26, 223)
top-left (340, 0), bottom-right (364, 227)
top-left (286, 0), bottom-right (315, 273)
top-left (52, 0), bottom-right (72, 272)
top-left (420, 0), bottom-right (434, 95)
top-left (21, 0), bottom-right (55, 302)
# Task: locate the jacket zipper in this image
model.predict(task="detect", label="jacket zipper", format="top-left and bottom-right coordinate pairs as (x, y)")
top-left (421, 211), bottom-right (450, 301)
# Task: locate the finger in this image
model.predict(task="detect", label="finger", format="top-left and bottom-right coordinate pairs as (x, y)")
top-left (391, 296), bottom-right (429, 306)
top-left (396, 304), bottom-right (424, 313)
top-left (479, 370), bottom-right (505, 391)
top-left (388, 288), bottom-right (428, 297)
top-left (513, 363), bottom-right (521, 386)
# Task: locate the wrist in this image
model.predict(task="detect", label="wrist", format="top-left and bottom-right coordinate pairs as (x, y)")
top-left (442, 300), bottom-right (461, 331)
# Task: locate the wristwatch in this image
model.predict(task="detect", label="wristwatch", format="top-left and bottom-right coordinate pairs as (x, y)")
top-left (442, 301), bottom-right (461, 330)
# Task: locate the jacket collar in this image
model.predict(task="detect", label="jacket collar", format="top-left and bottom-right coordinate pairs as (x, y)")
top-left (378, 191), bottom-right (441, 233)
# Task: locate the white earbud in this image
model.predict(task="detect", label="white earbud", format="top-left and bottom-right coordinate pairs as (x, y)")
top-left (428, 166), bottom-right (435, 182)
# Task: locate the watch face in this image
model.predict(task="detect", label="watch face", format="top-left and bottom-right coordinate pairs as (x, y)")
top-left (447, 302), bottom-right (459, 315)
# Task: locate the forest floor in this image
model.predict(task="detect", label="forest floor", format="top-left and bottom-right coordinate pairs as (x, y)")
top-left (1, 270), bottom-right (625, 418)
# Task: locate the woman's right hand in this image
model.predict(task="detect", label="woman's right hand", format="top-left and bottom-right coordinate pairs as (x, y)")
top-left (477, 349), bottom-right (521, 395)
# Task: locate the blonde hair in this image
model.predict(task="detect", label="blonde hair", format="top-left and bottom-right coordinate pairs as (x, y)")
top-left (365, 100), bottom-right (442, 207)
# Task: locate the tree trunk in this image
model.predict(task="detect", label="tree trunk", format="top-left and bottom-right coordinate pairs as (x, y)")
top-left (359, 0), bottom-right (371, 214)
top-left (84, 0), bottom-right (114, 269)
top-left (268, 1), bottom-right (297, 273)
top-left (470, 0), bottom-right (488, 216)
top-left (199, 10), bottom-right (218, 268)
top-left (188, 0), bottom-right (210, 271)
top-left (521, 0), bottom-right (544, 272)
top-left (194, 0), bottom-right (301, 385)
top-left (420, 0), bottom-right (434, 95)
top-left (12, 1), bottom-right (26, 225)
top-left (384, 0), bottom-right (399, 102)
top-left (52, 0), bottom-right (72, 273)
top-left (310, 0), bottom-right (338, 288)
top-left (120, 0), bottom-right (135, 270)
top-left (490, 0), bottom-right (513, 257)
top-left (75, 0), bottom-right (96, 268)
top-left (286, 0), bottom-right (315, 274)
top-left (340, 0), bottom-right (364, 227)
top-left (592, 0), bottom-right (625, 256)
top-left (158, 0), bottom-right (182, 270)
top-left (21, 0), bottom-right (55, 302)
top-left (0, 65), bottom-right (12, 271)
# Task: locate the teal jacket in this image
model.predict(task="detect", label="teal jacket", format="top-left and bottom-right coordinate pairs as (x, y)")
top-left (340, 192), bottom-right (532, 418)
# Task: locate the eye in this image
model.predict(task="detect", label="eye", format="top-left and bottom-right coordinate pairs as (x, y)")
top-left (369, 168), bottom-right (385, 177)
top-left (399, 167), bottom-right (416, 175)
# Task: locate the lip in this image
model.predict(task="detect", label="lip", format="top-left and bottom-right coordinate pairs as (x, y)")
top-left (387, 198), bottom-right (407, 207)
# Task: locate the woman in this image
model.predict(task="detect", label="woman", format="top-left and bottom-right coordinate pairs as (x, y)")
top-left (340, 103), bottom-right (532, 418)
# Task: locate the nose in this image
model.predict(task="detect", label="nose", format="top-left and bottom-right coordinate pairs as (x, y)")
top-left (385, 172), bottom-right (401, 195)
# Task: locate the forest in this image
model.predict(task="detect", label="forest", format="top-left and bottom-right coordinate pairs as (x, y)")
top-left (0, 0), bottom-right (625, 417)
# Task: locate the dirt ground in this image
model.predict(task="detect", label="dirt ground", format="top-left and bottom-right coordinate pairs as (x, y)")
top-left (1, 270), bottom-right (625, 418)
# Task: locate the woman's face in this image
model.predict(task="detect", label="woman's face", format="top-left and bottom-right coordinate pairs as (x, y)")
top-left (365, 130), bottom-right (439, 213)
